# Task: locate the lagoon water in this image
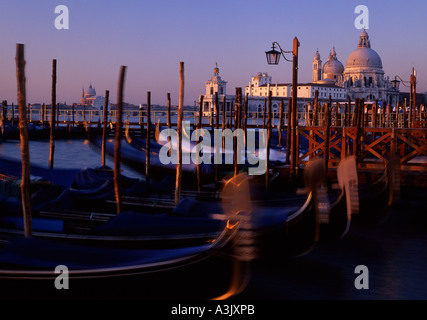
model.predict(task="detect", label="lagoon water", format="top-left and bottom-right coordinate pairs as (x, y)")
top-left (0, 138), bottom-right (426, 300)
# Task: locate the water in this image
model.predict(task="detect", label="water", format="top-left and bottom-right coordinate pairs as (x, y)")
top-left (0, 139), bottom-right (426, 300)
top-left (235, 198), bottom-right (427, 300)
top-left (0, 139), bottom-right (144, 179)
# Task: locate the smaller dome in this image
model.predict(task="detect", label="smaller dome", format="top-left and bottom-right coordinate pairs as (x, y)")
top-left (313, 50), bottom-right (320, 60)
top-left (324, 59), bottom-right (344, 75)
top-left (84, 84), bottom-right (96, 97)
top-left (323, 47), bottom-right (344, 76)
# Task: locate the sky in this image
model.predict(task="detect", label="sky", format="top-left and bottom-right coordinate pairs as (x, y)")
top-left (0, 0), bottom-right (426, 106)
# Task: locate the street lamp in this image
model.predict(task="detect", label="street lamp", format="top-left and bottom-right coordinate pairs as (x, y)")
top-left (265, 37), bottom-right (299, 177)
top-left (391, 76), bottom-right (400, 90)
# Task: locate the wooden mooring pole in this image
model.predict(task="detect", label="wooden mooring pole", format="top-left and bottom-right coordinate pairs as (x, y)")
top-left (49, 59), bottom-right (56, 169)
top-left (324, 96), bottom-right (331, 175)
top-left (278, 99), bottom-right (284, 146)
top-left (146, 91), bottom-right (151, 182)
top-left (175, 62), bottom-right (184, 205)
top-left (114, 66), bottom-right (127, 214)
top-left (266, 90), bottom-right (272, 188)
top-left (11, 103), bottom-right (14, 127)
top-left (286, 97), bottom-right (292, 164)
top-left (16, 43), bottom-right (32, 237)
top-left (101, 90), bottom-right (109, 166)
top-left (197, 95), bottom-right (203, 192)
top-left (167, 93), bottom-right (172, 157)
top-left (214, 92), bottom-right (219, 182)
top-left (234, 88), bottom-right (242, 177)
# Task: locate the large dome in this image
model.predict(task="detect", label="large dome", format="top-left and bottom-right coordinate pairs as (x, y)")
top-left (345, 30), bottom-right (383, 69)
top-left (346, 47), bottom-right (382, 68)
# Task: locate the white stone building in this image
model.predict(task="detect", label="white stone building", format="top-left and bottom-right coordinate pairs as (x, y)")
top-left (200, 64), bottom-right (235, 116)
top-left (313, 30), bottom-right (399, 106)
top-left (81, 84), bottom-right (109, 109)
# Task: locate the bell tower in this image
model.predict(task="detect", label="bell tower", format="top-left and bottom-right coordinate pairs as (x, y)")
top-left (312, 49), bottom-right (322, 83)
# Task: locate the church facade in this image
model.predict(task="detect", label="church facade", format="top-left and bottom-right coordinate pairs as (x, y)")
top-left (198, 30), bottom-right (400, 116)
top-left (313, 30), bottom-right (399, 106)
top-left (81, 84), bottom-right (109, 109)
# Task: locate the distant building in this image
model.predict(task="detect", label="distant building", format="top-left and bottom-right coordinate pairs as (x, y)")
top-left (313, 30), bottom-right (399, 106)
top-left (81, 84), bottom-right (109, 109)
top-left (197, 31), bottom-right (402, 117)
top-left (199, 63), bottom-right (235, 116)
top-left (245, 72), bottom-right (347, 113)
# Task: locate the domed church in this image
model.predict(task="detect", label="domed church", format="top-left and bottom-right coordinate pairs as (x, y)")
top-left (313, 30), bottom-right (399, 106)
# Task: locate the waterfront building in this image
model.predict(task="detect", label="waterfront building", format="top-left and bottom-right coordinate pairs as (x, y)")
top-left (198, 30), bottom-right (400, 117)
top-left (81, 84), bottom-right (109, 109)
top-left (200, 63), bottom-right (235, 116)
top-left (313, 30), bottom-right (399, 106)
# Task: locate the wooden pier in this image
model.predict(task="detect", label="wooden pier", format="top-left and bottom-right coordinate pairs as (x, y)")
top-left (1, 97), bottom-right (426, 182)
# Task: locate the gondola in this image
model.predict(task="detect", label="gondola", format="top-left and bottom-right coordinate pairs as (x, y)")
top-left (0, 219), bottom-right (238, 299)
top-left (88, 128), bottom-right (215, 187)
top-left (0, 159), bottom-right (324, 262)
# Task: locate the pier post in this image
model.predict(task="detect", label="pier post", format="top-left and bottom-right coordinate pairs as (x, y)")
top-left (197, 95), bottom-right (203, 192)
top-left (168, 93), bottom-right (172, 157)
top-left (49, 59), bottom-right (56, 169)
top-left (324, 97), bottom-right (331, 176)
top-left (1, 101), bottom-right (5, 136)
top-left (146, 91), bottom-right (151, 182)
top-left (114, 66), bottom-right (127, 214)
top-left (262, 98), bottom-right (266, 130)
top-left (290, 37), bottom-right (299, 178)
top-left (56, 103), bottom-right (59, 128)
top-left (11, 102), bottom-right (14, 127)
top-left (234, 88), bottom-right (242, 177)
top-left (175, 62), bottom-right (184, 205)
top-left (72, 103), bottom-right (75, 126)
top-left (222, 95), bottom-right (226, 149)
top-left (41, 103), bottom-right (45, 128)
top-left (102, 90), bottom-right (109, 166)
top-left (278, 98), bottom-right (284, 146)
top-left (214, 92), bottom-right (219, 182)
top-left (266, 90), bottom-right (272, 188)
top-left (16, 43), bottom-right (32, 237)
top-left (286, 97), bottom-right (292, 164)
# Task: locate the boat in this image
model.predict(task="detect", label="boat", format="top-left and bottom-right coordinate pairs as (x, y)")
top-left (0, 219), bottom-right (238, 299)
top-left (0, 158), bottom-right (325, 261)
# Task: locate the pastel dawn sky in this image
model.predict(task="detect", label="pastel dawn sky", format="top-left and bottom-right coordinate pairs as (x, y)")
top-left (0, 0), bottom-right (425, 106)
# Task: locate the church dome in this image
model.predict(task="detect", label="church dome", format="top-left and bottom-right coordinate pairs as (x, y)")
top-left (323, 47), bottom-right (344, 77)
top-left (345, 30), bottom-right (383, 69)
top-left (313, 50), bottom-right (320, 60)
top-left (324, 59), bottom-right (344, 74)
top-left (84, 84), bottom-right (96, 97)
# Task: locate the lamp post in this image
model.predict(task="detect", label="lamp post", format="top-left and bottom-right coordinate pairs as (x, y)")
top-left (393, 71), bottom-right (416, 126)
top-left (265, 37), bottom-right (300, 178)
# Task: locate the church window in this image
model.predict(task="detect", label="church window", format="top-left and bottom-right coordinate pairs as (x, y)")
top-left (210, 87), bottom-right (214, 95)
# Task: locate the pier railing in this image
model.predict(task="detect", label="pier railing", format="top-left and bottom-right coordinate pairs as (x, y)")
top-left (297, 126), bottom-right (427, 173)
top-left (5, 108), bottom-right (426, 129)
